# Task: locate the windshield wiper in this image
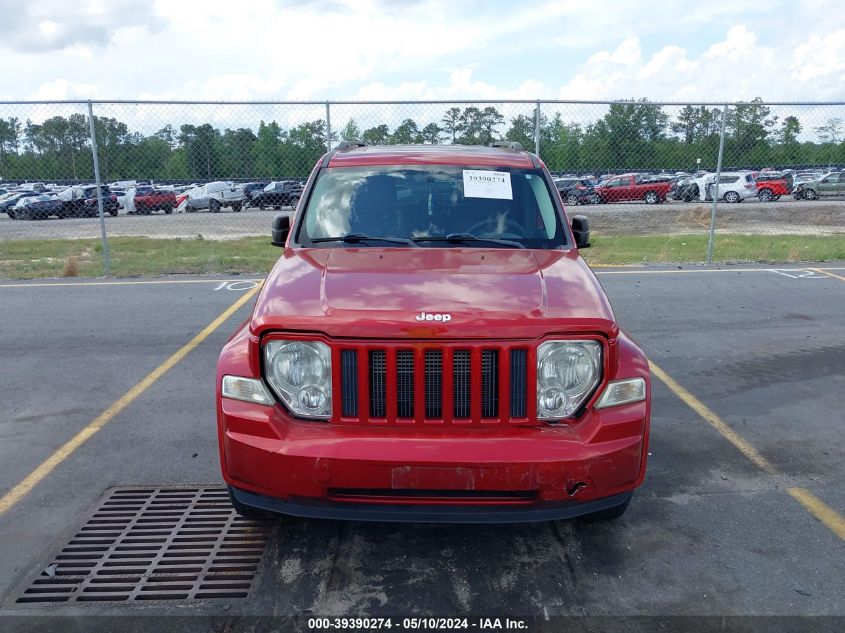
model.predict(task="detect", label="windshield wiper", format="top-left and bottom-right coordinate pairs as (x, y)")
top-left (312, 233), bottom-right (417, 247)
top-left (411, 233), bottom-right (525, 249)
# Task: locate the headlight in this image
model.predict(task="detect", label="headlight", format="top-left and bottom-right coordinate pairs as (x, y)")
top-left (537, 340), bottom-right (601, 419)
top-left (264, 340), bottom-right (332, 419)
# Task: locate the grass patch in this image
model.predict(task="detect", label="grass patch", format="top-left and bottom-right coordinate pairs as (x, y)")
top-left (582, 233), bottom-right (845, 266)
top-left (1, 233), bottom-right (843, 279)
top-left (0, 236), bottom-right (279, 279)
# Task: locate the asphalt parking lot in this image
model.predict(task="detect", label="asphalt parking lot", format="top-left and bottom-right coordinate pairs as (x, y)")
top-left (0, 264), bottom-right (843, 628)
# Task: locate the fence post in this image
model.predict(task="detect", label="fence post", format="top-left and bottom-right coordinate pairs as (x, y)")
top-left (706, 105), bottom-right (728, 264)
top-left (325, 102), bottom-right (332, 152)
top-left (533, 100), bottom-right (541, 156)
top-left (86, 100), bottom-right (111, 276)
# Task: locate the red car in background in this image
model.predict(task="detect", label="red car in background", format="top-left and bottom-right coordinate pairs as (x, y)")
top-left (754, 173), bottom-right (791, 202)
top-left (594, 173), bottom-right (671, 204)
top-left (132, 185), bottom-right (178, 214)
top-left (217, 142), bottom-right (651, 524)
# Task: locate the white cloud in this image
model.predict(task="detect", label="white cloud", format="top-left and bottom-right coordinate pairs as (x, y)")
top-left (0, 0), bottom-right (842, 113)
top-left (31, 78), bottom-right (98, 100)
top-left (558, 23), bottom-right (845, 102)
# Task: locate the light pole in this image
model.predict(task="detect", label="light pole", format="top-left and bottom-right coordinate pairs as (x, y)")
top-left (696, 157), bottom-right (701, 174)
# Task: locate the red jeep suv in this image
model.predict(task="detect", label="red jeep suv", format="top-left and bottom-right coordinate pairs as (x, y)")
top-left (217, 141), bottom-right (651, 523)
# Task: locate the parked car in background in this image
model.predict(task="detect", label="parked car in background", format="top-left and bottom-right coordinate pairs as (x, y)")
top-left (11, 194), bottom-right (65, 220)
top-left (1, 191), bottom-right (35, 217)
top-left (554, 177), bottom-right (598, 206)
top-left (60, 185), bottom-right (120, 217)
top-left (794, 172), bottom-right (845, 200)
top-left (131, 185), bottom-right (178, 214)
top-left (668, 176), bottom-right (700, 202)
top-left (755, 172), bottom-right (791, 202)
top-left (593, 173), bottom-right (671, 204)
top-left (185, 181), bottom-right (245, 212)
top-left (700, 172), bottom-right (758, 203)
top-left (241, 181), bottom-right (270, 202)
top-left (249, 180), bottom-right (303, 210)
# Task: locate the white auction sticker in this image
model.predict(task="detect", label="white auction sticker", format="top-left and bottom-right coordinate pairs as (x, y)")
top-left (463, 170), bottom-right (512, 200)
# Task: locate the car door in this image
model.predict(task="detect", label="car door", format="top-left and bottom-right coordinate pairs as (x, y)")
top-left (818, 174), bottom-right (840, 197)
top-left (602, 178), bottom-right (623, 203)
top-left (197, 184), bottom-right (212, 208)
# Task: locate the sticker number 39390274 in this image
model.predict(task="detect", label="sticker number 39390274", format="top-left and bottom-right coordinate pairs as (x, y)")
top-left (463, 170), bottom-right (513, 200)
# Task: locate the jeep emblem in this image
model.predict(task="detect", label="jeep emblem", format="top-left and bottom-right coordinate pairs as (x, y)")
top-left (415, 311), bottom-right (452, 323)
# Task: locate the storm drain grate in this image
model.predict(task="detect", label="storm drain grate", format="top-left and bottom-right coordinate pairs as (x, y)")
top-left (15, 486), bottom-right (272, 604)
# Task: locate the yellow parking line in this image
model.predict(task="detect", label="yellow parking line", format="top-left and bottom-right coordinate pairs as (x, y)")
top-left (648, 361), bottom-right (776, 474)
top-left (0, 278), bottom-right (263, 289)
top-left (787, 488), bottom-right (845, 541)
top-left (0, 283), bottom-right (262, 516)
top-left (587, 263), bottom-right (642, 268)
top-left (649, 360), bottom-right (845, 542)
top-left (810, 268), bottom-right (845, 282)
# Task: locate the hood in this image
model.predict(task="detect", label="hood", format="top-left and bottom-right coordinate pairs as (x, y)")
top-left (251, 247), bottom-right (617, 340)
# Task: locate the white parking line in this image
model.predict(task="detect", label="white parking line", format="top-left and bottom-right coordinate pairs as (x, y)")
top-left (0, 278), bottom-right (265, 289)
top-left (594, 266), bottom-right (845, 276)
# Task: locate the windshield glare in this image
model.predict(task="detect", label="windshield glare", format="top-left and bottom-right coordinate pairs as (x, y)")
top-left (298, 166), bottom-right (566, 248)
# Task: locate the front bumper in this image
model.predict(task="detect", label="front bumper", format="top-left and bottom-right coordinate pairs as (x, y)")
top-left (219, 394), bottom-right (649, 523)
top-left (231, 485), bottom-right (633, 523)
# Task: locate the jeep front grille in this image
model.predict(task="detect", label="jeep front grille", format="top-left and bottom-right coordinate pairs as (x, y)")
top-left (335, 342), bottom-right (532, 425)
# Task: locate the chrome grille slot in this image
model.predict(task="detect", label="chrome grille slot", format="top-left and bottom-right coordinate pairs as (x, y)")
top-left (424, 350), bottom-right (443, 418)
top-left (453, 350), bottom-right (471, 419)
top-left (341, 350), bottom-right (358, 417)
top-left (396, 350), bottom-right (414, 418)
top-left (510, 349), bottom-right (527, 418)
top-left (369, 350), bottom-right (386, 418)
top-left (481, 350), bottom-right (499, 418)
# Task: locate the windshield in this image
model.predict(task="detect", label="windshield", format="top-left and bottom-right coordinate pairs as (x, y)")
top-left (297, 165), bottom-right (566, 249)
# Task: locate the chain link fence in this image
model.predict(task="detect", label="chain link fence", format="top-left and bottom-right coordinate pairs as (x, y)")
top-left (0, 99), bottom-right (843, 276)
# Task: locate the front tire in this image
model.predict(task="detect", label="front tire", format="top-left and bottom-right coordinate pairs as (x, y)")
top-left (758, 188), bottom-right (774, 202)
top-left (804, 188), bottom-right (818, 201)
top-left (565, 194), bottom-right (579, 206)
top-left (209, 199), bottom-right (221, 213)
top-left (644, 191), bottom-right (659, 204)
top-left (290, 196), bottom-right (300, 210)
top-left (724, 191), bottom-right (740, 203)
top-left (232, 202), bottom-right (242, 213)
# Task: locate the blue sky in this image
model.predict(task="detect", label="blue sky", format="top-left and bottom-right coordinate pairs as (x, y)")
top-left (0, 0), bottom-right (843, 102)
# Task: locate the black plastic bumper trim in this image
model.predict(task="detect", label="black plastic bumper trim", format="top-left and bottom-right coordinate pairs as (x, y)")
top-left (229, 486), bottom-right (632, 524)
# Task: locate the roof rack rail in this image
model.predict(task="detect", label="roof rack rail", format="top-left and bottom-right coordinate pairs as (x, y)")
top-left (336, 139), bottom-right (369, 151)
top-left (489, 141), bottom-right (524, 151)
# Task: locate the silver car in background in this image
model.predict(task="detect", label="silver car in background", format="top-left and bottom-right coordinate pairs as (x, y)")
top-left (185, 181), bottom-right (246, 213)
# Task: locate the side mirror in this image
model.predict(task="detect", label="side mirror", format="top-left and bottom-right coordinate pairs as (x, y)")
top-left (271, 213), bottom-right (291, 247)
top-left (571, 215), bottom-right (590, 249)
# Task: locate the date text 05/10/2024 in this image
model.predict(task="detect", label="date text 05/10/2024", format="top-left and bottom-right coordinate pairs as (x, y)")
top-left (307, 617), bottom-right (528, 630)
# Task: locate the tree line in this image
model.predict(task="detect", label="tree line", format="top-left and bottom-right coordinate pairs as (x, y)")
top-left (0, 99), bottom-right (842, 183)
